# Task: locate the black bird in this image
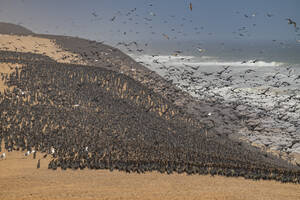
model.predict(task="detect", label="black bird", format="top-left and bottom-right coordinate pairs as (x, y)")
top-left (272, 72), bottom-right (280, 79)
top-left (92, 12), bottom-right (98, 17)
top-left (174, 50), bottom-right (182, 54)
top-left (260, 87), bottom-right (271, 95)
top-left (286, 18), bottom-right (297, 28)
top-left (110, 16), bottom-right (116, 21)
top-left (244, 69), bottom-right (255, 73)
top-left (37, 159), bottom-right (41, 169)
top-left (294, 75), bottom-right (300, 80)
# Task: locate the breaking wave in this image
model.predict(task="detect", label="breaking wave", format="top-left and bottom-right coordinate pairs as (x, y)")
top-left (130, 54), bottom-right (284, 68)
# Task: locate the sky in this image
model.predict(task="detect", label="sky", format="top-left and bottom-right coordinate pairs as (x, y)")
top-left (0, 0), bottom-right (299, 54)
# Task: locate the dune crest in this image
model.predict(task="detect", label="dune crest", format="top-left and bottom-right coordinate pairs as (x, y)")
top-left (0, 34), bottom-right (85, 64)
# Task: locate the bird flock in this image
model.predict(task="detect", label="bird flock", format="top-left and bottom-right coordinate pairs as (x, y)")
top-left (86, 2), bottom-right (299, 55)
top-left (0, 2), bottom-right (299, 184)
top-left (0, 50), bottom-right (300, 183)
top-left (132, 54), bottom-right (300, 163)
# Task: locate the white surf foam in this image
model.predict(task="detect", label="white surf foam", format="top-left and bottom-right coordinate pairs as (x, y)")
top-left (130, 54), bottom-right (284, 68)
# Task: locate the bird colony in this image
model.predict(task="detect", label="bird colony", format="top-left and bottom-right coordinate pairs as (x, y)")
top-left (0, 50), bottom-right (300, 183)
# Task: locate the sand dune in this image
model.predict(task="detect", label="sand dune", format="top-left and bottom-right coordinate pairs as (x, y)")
top-left (0, 34), bottom-right (85, 64)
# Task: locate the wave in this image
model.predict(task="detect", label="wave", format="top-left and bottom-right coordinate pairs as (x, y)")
top-left (130, 54), bottom-right (285, 68)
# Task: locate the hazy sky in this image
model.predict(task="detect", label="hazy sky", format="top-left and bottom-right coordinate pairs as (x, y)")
top-left (0, 0), bottom-right (299, 47)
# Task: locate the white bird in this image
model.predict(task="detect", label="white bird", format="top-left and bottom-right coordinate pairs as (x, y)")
top-left (149, 12), bottom-right (156, 16)
top-left (208, 112), bottom-right (212, 116)
top-left (1, 153), bottom-right (6, 159)
top-left (197, 47), bottom-right (205, 53)
top-left (25, 150), bottom-right (31, 156)
top-left (50, 147), bottom-right (55, 154)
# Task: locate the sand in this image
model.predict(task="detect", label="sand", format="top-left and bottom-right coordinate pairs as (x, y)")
top-left (0, 62), bottom-right (22, 93)
top-left (0, 34), bottom-right (85, 64)
top-left (1, 32), bottom-right (300, 200)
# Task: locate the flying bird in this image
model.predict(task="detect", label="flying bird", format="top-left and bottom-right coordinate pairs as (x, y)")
top-left (162, 33), bottom-right (170, 40)
top-left (286, 18), bottom-right (297, 28)
top-left (149, 12), bottom-right (156, 16)
top-left (92, 12), bottom-right (98, 17)
top-left (189, 3), bottom-right (192, 11)
top-left (110, 16), bottom-right (116, 21)
top-left (144, 17), bottom-right (152, 21)
top-left (196, 47), bottom-right (205, 53)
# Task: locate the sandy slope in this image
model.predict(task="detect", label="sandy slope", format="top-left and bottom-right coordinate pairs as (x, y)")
top-left (1, 33), bottom-right (300, 200)
top-left (0, 34), bottom-right (85, 64)
top-left (0, 62), bottom-right (22, 93)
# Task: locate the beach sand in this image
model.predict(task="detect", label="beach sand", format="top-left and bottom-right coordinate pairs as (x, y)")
top-left (1, 26), bottom-right (300, 200)
top-left (1, 145), bottom-right (300, 200)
